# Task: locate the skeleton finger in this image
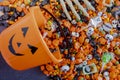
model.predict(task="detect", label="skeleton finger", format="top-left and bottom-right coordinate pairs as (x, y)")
top-left (65, 0), bottom-right (81, 20)
top-left (103, 0), bottom-right (114, 7)
top-left (83, 0), bottom-right (95, 11)
top-left (60, 0), bottom-right (72, 20)
top-left (73, 0), bottom-right (89, 17)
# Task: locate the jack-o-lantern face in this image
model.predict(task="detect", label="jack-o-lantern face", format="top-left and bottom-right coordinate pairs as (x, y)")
top-left (0, 6), bottom-right (62, 70)
top-left (8, 27), bottom-right (38, 56)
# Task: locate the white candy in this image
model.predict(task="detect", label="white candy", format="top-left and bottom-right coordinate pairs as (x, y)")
top-left (21, 3), bottom-right (25, 8)
top-left (112, 33), bottom-right (118, 38)
top-left (116, 42), bottom-right (120, 46)
top-left (90, 16), bottom-right (102, 27)
top-left (115, 10), bottom-right (120, 19)
top-left (72, 32), bottom-right (79, 37)
top-left (85, 39), bottom-right (90, 43)
top-left (61, 65), bottom-right (70, 72)
top-left (105, 34), bottom-right (113, 41)
top-left (71, 56), bottom-right (75, 61)
top-left (103, 71), bottom-right (110, 80)
top-left (103, 14), bottom-right (107, 18)
top-left (82, 61), bottom-right (87, 66)
top-left (51, 22), bottom-right (57, 31)
top-left (86, 27), bottom-right (94, 36)
top-left (98, 12), bottom-right (103, 17)
top-left (99, 27), bottom-right (104, 31)
top-left (103, 23), bottom-right (113, 32)
top-left (42, 32), bottom-right (48, 39)
top-left (86, 54), bottom-right (93, 60)
top-left (112, 20), bottom-right (118, 28)
top-left (71, 20), bottom-right (77, 25)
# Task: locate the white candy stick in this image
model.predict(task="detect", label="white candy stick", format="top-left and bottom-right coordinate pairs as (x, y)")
top-left (65, 0), bottom-right (81, 20)
top-left (100, 62), bottom-right (105, 74)
top-left (83, 0), bottom-right (95, 11)
top-left (73, 0), bottom-right (89, 17)
top-left (60, 0), bottom-right (72, 20)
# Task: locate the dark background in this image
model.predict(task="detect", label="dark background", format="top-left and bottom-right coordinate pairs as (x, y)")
top-left (0, 0), bottom-right (48, 79)
top-left (0, 54), bottom-right (48, 80)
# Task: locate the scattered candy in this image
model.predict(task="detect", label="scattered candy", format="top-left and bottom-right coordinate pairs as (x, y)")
top-left (0, 0), bottom-right (120, 79)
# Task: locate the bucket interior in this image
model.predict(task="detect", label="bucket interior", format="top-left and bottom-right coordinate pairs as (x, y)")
top-left (29, 6), bottom-right (62, 63)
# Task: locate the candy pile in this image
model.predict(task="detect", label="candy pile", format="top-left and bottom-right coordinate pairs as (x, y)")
top-left (0, 0), bottom-right (120, 80)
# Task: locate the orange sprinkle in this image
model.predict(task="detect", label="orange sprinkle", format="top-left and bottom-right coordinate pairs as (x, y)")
top-left (52, 39), bottom-right (59, 47)
top-left (40, 65), bottom-right (45, 71)
top-left (74, 42), bottom-right (80, 50)
top-left (16, 6), bottom-right (23, 12)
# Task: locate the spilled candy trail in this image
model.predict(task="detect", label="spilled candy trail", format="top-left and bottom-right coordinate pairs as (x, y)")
top-left (0, 0), bottom-right (120, 80)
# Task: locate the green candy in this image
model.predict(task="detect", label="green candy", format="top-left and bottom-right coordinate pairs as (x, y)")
top-left (102, 52), bottom-right (113, 64)
top-left (116, 61), bottom-right (119, 65)
top-left (47, 20), bottom-right (52, 25)
top-left (80, 78), bottom-right (85, 80)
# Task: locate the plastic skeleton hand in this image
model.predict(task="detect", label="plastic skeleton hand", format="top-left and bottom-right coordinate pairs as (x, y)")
top-left (103, 0), bottom-right (114, 7)
top-left (60, 0), bottom-right (95, 21)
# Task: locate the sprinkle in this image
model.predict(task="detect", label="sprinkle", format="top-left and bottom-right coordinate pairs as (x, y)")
top-left (103, 23), bottom-right (113, 32)
top-left (98, 12), bottom-right (103, 17)
top-left (86, 27), bottom-right (94, 36)
top-left (72, 32), bottom-right (79, 37)
top-left (61, 65), bottom-right (70, 72)
top-left (105, 34), bottom-right (113, 41)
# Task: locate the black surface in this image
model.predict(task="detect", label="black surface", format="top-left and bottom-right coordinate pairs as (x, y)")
top-left (0, 53), bottom-right (48, 80)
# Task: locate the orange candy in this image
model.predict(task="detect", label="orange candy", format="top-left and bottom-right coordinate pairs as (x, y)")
top-left (52, 39), bottom-right (59, 47)
top-left (46, 64), bottom-right (54, 71)
top-left (75, 59), bottom-right (83, 64)
top-left (74, 42), bottom-right (80, 50)
top-left (98, 37), bottom-right (106, 45)
top-left (62, 20), bottom-right (71, 29)
top-left (40, 65), bottom-right (45, 71)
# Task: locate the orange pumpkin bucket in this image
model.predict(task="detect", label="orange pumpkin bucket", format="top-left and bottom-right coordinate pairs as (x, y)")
top-left (0, 6), bottom-right (62, 70)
